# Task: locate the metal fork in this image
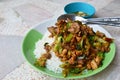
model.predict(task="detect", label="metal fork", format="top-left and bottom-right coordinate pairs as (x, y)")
top-left (57, 14), bottom-right (120, 27)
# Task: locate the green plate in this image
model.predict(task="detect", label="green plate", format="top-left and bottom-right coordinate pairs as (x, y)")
top-left (22, 18), bottom-right (116, 79)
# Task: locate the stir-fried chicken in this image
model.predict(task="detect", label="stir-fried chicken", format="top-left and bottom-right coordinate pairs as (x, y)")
top-left (36, 19), bottom-right (113, 77)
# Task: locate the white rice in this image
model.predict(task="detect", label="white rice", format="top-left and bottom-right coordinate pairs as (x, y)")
top-left (46, 52), bottom-right (63, 73)
top-left (34, 31), bottom-right (63, 73)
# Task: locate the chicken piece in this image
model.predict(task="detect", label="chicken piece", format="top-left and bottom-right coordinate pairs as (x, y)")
top-left (90, 48), bottom-right (98, 54)
top-left (77, 59), bottom-right (84, 65)
top-left (68, 28), bottom-right (74, 33)
top-left (61, 57), bottom-right (68, 62)
top-left (68, 56), bottom-right (76, 64)
top-left (71, 36), bottom-right (76, 43)
top-left (72, 51), bottom-right (77, 59)
top-left (87, 27), bottom-right (94, 35)
top-left (68, 52), bottom-right (77, 64)
top-left (62, 49), bottom-right (68, 55)
top-left (76, 36), bottom-right (81, 42)
top-left (76, 64), bottom-right (83, 68)
top-left (55, 51), bottom-right (59, 57)
top-left (68, 22), bottom-right (80, 33)
top-left (87, 62), bottom-right (92, 69)
top-left (91, 60), bottom-right (98, 69)
top-left (94, 56), bottom-right (102, 65)
top-left (70, 44), bottom-right (76, 50)
top-left (44, 44), bottom-right (51, 52)
top-left (104, 37), bottom-right (113, 43)
top-left (37, 57), bottom-right (47, 67)
top-left (48, 26), bottom-right (57, 37)
top-left (96, 31), bottom-right (105, 37)
top-left (101, 43), bottom-right (110, 52)
top-left (42, 53), bottom-right (51, 59)
top-left (75, 50), bottom-right (82, 56)
top-left (55, 20), bottom-right (66, 26)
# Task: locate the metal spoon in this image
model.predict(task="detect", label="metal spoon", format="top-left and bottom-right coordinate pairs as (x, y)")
top-left (57, 14), bottom-right (120, 27)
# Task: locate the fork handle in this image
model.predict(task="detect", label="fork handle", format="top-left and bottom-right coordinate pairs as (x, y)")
top-left (87, 17), bottom-right (120, 22)
top-left (87, 21), bottom-right (120, 27)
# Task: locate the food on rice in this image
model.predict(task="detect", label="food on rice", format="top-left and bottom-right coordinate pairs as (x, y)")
top-left (34, 31), bottom-right (63, 73)
top-left (34, 19), bottom-right (113, 77)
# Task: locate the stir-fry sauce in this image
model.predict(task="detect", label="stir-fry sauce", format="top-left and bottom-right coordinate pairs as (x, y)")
top-left (36, 19), bottom-right (113, 77)
top-left (73, 11), bottom-right (89, 17)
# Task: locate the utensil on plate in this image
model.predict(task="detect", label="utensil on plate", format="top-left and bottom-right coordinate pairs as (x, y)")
top-left (57, 14), bottom-right (120, 27)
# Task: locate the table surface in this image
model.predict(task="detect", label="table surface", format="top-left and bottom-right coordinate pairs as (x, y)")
top-left (0, 0), bottom-right (120, 80)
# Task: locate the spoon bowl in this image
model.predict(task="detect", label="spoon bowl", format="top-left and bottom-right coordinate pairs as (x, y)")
top-left (57, 14), bottom-right (85, 21)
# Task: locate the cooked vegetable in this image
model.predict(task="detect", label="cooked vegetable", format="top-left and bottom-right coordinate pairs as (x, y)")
top-left (35, 53), bottom-right (51, 67)
top-left (65, 33), bottom-right (73, 42)
top-left (70, 68), bottom-right (81, 74)
top-left (53, 36), bottom-right (63, 53)
top-left (66, 22), bottom-right (72, 28)
top-left (35, 19), bottom-right (113, 77)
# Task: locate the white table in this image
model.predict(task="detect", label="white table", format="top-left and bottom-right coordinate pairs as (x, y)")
top-left (0, 0), bottom-right (120, 80)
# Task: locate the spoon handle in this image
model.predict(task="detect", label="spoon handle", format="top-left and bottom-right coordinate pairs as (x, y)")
top-left (87, 17), bottom-right (120, 22)
top-left (87, 21), bottom-right (120, 27)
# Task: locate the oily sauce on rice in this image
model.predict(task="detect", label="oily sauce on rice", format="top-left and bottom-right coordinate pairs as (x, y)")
top-left (35, 19), bottom-right (113, 77)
